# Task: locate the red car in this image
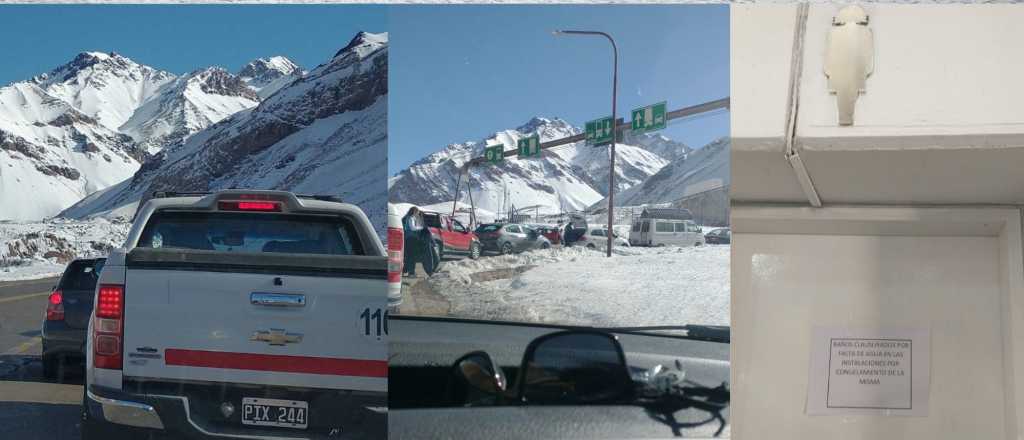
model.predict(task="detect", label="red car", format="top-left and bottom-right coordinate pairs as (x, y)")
top-left (534, 226), bottom-right (562, 245)
top-left (422, 211), bottom-right (482, 260)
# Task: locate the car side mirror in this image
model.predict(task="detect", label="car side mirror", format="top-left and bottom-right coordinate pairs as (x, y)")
top-left (517, 330), bottom-right (633, 405)
top-left (451, 351), bottom-right (508, 404)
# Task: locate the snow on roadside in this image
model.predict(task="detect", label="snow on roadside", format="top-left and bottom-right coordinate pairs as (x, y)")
top-left (427, 244), bottom-right (729, 327)
top-left (0, 218), bottom-right (130, 281)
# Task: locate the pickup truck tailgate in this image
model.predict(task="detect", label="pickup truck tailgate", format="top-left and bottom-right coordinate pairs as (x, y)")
top-left (121, 252), bottom-right (388, 392)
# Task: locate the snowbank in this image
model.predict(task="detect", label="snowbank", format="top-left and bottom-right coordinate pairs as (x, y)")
top-left (427, 244), bottom-right (729, 327)
top-left (0, 218), bottom-right (129, 281)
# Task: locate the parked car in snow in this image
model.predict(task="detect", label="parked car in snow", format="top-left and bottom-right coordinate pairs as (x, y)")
top-left (629, 208), bottom-right (703, 247)
top-left (422, 211), bottom-right (481, 260)
top-left (630, 218), bottom-right (705, 247)
top-left (475, 223), bottom-right (551, 254)
top-left (82, 190), bottom-right (387, 439)
top-left (576, 228), bottom-right (630, 249)
top-left (705, 227), bottom-right (731, 244)
top-left (41, 257), bottom-right (106, 381)
top-left (533, 225), bottom-right (562, 245)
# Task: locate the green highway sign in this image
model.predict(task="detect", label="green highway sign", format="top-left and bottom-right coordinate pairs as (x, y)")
top-left (631, 101), bottom-right (667, 133)
top-left (585, 116), bottom-right (615, 146)
top-left (484, 144), bottom-right (505, 164)
top-left (517, 135), bottom-right (541, 158)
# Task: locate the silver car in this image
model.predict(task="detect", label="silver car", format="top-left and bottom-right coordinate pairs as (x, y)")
top-left (474, 223), bottom-right (552, 254)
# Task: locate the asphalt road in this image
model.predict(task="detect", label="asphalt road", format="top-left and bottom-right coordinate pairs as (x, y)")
top-left (0, 276), bottom-right (85, 440)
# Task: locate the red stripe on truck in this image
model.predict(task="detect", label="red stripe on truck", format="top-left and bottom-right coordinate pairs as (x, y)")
top-left (164, 349), bottom-right (387, 378)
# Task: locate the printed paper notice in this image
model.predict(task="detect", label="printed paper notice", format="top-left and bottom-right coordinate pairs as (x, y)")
top-left (806, 327), bottom-right (929, 416)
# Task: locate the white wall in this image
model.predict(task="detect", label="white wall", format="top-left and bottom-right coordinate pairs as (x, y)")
top-left (798, 5), bottom-right (1024, 138)
top-left (732, 6), bottom-right (1024, 439)
top-left (731, 207), bottom-right (1024, 439)
top-left (732, 4), bottom-right (1024, 205)
top-left (731, 4), bottom-right (795, 141)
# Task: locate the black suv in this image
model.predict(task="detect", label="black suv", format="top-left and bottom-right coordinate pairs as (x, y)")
top-left (41, 257), bottom-right (105, 380)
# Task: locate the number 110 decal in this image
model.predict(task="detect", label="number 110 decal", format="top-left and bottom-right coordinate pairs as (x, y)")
top-left (359, 307), bottom-right (388, 339)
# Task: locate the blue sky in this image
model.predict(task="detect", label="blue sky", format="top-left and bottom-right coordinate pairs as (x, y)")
top-left (389, 4), bottom-right (729, 175)
top-left (0, 5), bottom-right (386, 86)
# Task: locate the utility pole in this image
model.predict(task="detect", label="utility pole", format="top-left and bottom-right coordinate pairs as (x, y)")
top-left (553, 29), bottom-right (618, 257)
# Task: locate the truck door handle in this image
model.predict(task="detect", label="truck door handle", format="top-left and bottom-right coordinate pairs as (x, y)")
top-left (251, 293), bottom-right (306, 307)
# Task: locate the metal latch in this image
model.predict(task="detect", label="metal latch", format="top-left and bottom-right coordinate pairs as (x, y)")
top-left (250, 292), bottom-right (305, 307)
top-left (825, 4), bottom-right (874, 126)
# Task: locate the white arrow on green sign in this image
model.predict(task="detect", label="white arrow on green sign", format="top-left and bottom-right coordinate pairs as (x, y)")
top-left (585, 116), bottom-right (615, 146)
top-left (484, 144), bottom-right (504, 164)
top-left (517, 134), bottom-right (541, 158)
top-left (631, 101), bottom-right (667, 133)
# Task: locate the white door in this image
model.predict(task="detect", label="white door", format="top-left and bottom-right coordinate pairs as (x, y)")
top-left (653, 220), bottom-right (677, 246)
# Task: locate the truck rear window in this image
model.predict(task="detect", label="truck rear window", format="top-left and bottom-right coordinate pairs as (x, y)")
top-left (60, 260), bottom-right (104, 291)
top-left (137, 211), bottom-right (365, 256)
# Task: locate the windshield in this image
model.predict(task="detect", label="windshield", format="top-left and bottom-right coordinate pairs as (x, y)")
top-left (138, 211), bottom-right (365, 256)
top-left (386, 6), bottom-right (729, 335)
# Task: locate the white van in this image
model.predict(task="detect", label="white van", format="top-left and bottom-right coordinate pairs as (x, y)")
top-left (629, 218), bottom-right (704, 247)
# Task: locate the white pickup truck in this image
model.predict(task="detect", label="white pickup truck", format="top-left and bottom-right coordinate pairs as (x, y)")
top-left (81, 190), bottom-right (388, 439)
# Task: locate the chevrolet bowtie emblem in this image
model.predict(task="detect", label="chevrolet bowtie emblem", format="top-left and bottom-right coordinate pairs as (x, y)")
top-left (251, 328), bottom-right (303, 346)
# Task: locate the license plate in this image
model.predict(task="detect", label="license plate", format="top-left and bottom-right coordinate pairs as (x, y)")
top-left (241, 397), bottom-right (308, 429)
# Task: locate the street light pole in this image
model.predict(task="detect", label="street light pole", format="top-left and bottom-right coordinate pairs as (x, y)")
top-left (553, 30), bottom-right (618, 257)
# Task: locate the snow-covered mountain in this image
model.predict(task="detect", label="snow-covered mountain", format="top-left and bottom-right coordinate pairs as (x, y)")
top-left (120, 67), bottom-right (259, 154)
top-left (0, 60), bottom-right (152, 221)
top-left (63, 32), bottom-right (390, 232)
top-left (1, 46), bottom-right (333, 222)
top-left (238, 56), bottom-right (303, 99)
top-left (388, 117), bottom-right (691, 217)
top-left (31, 52), bottom-right (176, 132)
top-left (598, 137), bottom-right (730, 208)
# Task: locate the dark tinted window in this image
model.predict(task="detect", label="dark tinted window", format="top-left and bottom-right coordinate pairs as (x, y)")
top-left (138, 211), bottom-right (365, 255)
top-left (59, 260), bottom-right (104, 291)
top-left (422, 213), bottom-right (442, 228)
top-left (477, 224), bottom-right (501, 233)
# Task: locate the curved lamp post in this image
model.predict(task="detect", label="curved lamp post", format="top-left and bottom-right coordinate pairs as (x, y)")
top-left (552, 30), bottom-right (618, 257)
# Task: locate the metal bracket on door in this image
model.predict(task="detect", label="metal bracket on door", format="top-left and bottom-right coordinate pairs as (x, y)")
top-left (250, 293), bottom-right (306, 307)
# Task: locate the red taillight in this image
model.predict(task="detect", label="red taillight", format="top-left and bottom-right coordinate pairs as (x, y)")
top-left (93, 284), bottom-right (124, 370)
top-left (387, 227), bottom-right (404, 283)
top-left (45, 290), bottom-right (64, 321)
top-left (217, 201), bottom-right (281, 212)
top-left (96, 285), bottom-right (123, 318)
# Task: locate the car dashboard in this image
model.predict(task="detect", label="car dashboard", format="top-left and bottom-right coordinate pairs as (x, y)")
top-left (388, 316), bottom-right (730, 439)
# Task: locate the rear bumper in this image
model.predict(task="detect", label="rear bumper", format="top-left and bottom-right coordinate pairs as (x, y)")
top-left (86, 382), bottom-right (387, 439)
top-left (41, 320), bottom-right (85, 358)
top-left (86, 387), bottom-right (165, 430)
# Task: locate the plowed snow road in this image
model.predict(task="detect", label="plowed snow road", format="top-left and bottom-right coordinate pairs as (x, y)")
top-left (0, 276), bottom-right (84, 440)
